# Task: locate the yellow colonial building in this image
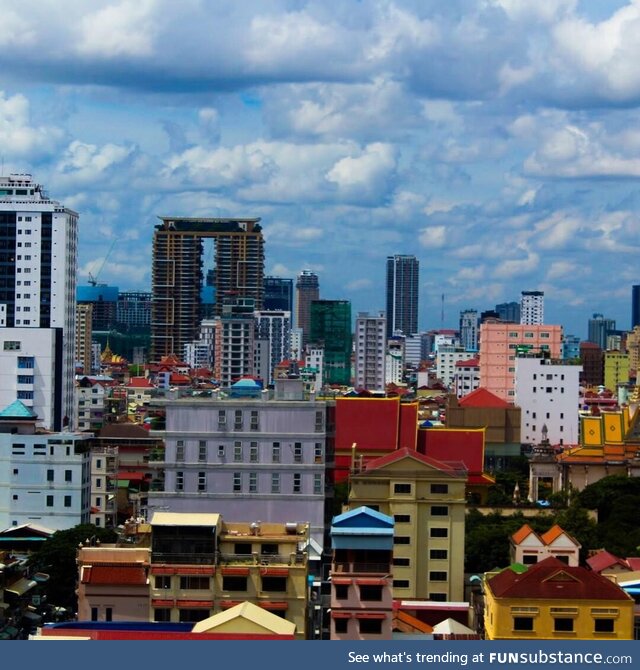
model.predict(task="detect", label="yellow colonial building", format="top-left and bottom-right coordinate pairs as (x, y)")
top-left (348, 448), bottom-right (467, 602)
top-left (484, 557), bottom-right (634, 640)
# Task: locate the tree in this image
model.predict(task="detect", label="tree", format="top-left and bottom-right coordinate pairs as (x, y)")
top-left (28, 524), bottom-right (117, 610)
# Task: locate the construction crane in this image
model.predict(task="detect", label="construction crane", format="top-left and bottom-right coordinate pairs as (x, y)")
top-left (88, 238), bottom-right (117, 286)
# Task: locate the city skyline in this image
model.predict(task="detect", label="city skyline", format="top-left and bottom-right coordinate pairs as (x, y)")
top-left (0, 2), bottom-right (639, 337)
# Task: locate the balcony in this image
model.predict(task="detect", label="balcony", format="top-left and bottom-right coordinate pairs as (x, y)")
top-left (151, 552), bottom-right (215, 565)
top-left (332, 562), bottom-right (391, 575)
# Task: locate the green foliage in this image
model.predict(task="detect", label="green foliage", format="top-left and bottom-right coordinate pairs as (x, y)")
top-left (28, 524), bottom-right (117, 610)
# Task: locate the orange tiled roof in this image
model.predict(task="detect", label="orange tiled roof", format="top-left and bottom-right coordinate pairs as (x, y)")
top-left (511, 524), bottom-right (536, 545)
top-left (540, 524), bottom-right (564, 545)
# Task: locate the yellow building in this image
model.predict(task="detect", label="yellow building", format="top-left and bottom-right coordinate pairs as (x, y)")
top-left (348, 448), bottom-right (467, 602)
top-left (603, 350), bottom-right (630, 392)
top-left (484, 557), bottom-right (634, 640)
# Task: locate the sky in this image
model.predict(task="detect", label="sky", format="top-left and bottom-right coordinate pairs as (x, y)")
top-left (1, 0), bottom-right (639, 339)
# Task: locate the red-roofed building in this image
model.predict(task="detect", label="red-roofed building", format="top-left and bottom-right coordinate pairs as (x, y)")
top-left (453, 358), bottom-right (480, 399)
top-left (333, 397), bottom-right (418, 482)
top-left (446, 389), bottom-right (521, 445)
top-left (484, 557), bottom-right (634, 639)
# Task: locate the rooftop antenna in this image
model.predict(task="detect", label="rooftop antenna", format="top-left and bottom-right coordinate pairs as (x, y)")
top-left (441, 293), bottom-right (445, 327)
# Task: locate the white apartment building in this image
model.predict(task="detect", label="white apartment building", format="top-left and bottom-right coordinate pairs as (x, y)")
top-left (305, 346), bottom-right (324, 394)
top-left (453, 358), bottom-right (480, 398)
top-left (355, 312), bottom-right (386, 392)
top-left (0, 174), bottom-right (78, 430)
top-left (515, 356), bottom-right (582, 446)
top-left (0, 400), bottom-right (91, 530)
top-left (255, 309), bottom-right (291, 385)
top-left (520, 291), bottom-right (544, 326)
top-left (436, 346), bottom-right (473, 389)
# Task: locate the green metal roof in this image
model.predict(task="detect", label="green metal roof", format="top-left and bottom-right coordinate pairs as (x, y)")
top-left (0, 399), bottom-right (37, 419)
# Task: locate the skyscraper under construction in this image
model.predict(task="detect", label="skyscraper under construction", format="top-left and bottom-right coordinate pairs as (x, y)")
top-left (151, 217), bottom-right (264, 361)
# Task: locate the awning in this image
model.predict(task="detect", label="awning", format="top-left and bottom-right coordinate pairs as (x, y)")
top-left (175, 566), bottom-right (215, 576)
top-left (22, 611), bottom-right (42, 623)
top-left (176, 600), bottom-right (213, 608)
top-left (151, 599), bottom-right (174, 607)
top-left (331, 611), bottom-right (352, 619)
top-left (331, 577), bottom-right (352, 585)
top-left (219, 600), bottom-right (243, 609)
top-left (260, 567), bottom-right (288, 577)
top-left (221, 567), bottom-right (250, 576)
top-left (117, 472), bottom-right (149, 481)
top-left (354, 612), bottom-right (387, 619)
top-left (6, 577), bottom-right (37, 596)
top-left (355, 577), bottom-right (387, 586)
top-left (151, 566), bottom-right (175, 576)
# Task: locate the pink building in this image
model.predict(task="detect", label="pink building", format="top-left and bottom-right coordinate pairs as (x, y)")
top-left (479, 322), bottom-right (562, 402)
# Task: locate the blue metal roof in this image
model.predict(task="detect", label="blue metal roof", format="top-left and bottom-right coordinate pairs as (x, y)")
top-left (331, 506), bottom-right (394, 529)
top-left (0, 399), bottom-right (37, 419)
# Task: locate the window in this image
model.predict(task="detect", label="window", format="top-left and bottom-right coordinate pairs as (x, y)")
top-left (155, 575), bottom-right (171, 589)
top-left (359, 585), bottom-right (383, 601)
top-left (3, 340), bottom-right (21, 350)
top-left (522, 554), bottom-right (538, 565)
top-left (334, 618), bottom-right (348, 634)
top-left (234, 442), bottom-right (243, 462)
top-left (176, 444), bottom-right (185, 461)
top-left (271, 473), bottom-right (280, 494)
top-left (429, 592), bottom-right (448, 603)
top-left (198, 442), bottom-right (207, 462)
top-left (96, 477), bottom-right (102, 489)
top-left (594, 619), bottom-right (614, 633)
top-left (393, 483), bottom-right (411, 494)
top-left (233, 472), bottom-right (242, 492)
top-left (95, 497), bottom-right (102, 507)
top-left (524, 332), bottom-right (534, 338)
top-left (176, 471), bottom-right (184, 492)
top-left (64, 495), bottom-right (72, 508)
top-left (154, 608), bottom-right (171, 622)
top-left (249, 472), bottom-right (257, 493)
top-left (358, 619), bottom-right (382, 635)
top-left (394, 514), bottom-right (410, 523)
top-left (17, 375), bottom-right (33, 384)
top-left (249, 442), bottom-right (258, 462)
top-left (430, 549), bottom-right (448, 560)
top-left (178, 609), bottom-right (207, 622)
top-left (17, 390), bottom-right (33, 399)
top-left (431, 483), bottom-right (449, 494)
top-left (393, 580), bottom-right (410, 588)
top-left (65, 469), bottom-right (72, 482)
top-left (47, 469), bottom-right (54, 482)
top-left (197, 472), bottom-right (206, 492)
top-left (272, 442), bottom-right (281, 463)
top-left (541, 332), bottom-right (550, 338)
top-left (293, 442), bottom-right (302, 463)
top-left (335, 584), bottom-right (349, 599)
top-left (91, 607), bottom-right (98, 622)
top-left (393, 557), bottom-right (410, 567)
top-left (234, 409), bottom-right (243, 429)
top-left (314, 443), bottom-right (323, 463)
top-left (46, 495), bottom-right (54, 507)
top-left (179, 576), bottom-right (209, 590)
top-left (430, 506), bottom-right (449, 516)
top-left (218, 410), bottom-right (226, 426)
top-left (554, 618), bottom-right (574, 632)
top-left (218, 444), bottom-right (225, 458)
top-left (315, 411), bottom-right (323, 432)
top-left (222, 576), bottom-right (247, 591)
top-left (313, 473), bottom-right (322, 495)
top-left (293, 473), bottom-right (301, 493)
top-left (262, 577), bottom-right (287, 592)
top-left (250, 410), bottom-right (259, 430)
top-left (429, 571), bottom-right (448, 582)
top-left (394, 536), bottom-right (410, 545)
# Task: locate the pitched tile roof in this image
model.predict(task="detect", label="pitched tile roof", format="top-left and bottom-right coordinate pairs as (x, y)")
top-left (458, 387), bottom-right (511, 408)
top-left (364, 447), bottom-right (467, 478)
top-left (586, 550), bottom-right (626, 573)
top-left (541, 524), bottom-right (578, 546)
top-left (511, 524), bottom-right (536, 545)
top-left (487, 557), bottom-right (631, 601)
top-left (127, 377), bottom-right (154, 388)
top-left (81, 565), bottom-right (147, 586)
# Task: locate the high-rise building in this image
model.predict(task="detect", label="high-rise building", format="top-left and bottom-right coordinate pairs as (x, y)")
top-left (587, 313), bottom-right (616, 350)
top-left (385, 255), bottom-right (419, 338)
top-left (632, 285), bottom-right (640, 329)
top-left (264, 276), bottom-right (293, 312)
top-left (295, 270), bottom-right (319, 346)
top-left (0, 173), bottom-right (78, 430)
top-left (459, 309), bottom-right (479, 351)
top-left (579, 342), bottom-right (604, 387)
top-left (255, 309), bottom-right (291, 385)
top-left (77, 285), bottom-right (118, 331)
top-left (116, 290), bottom-right (152, 330)
top-left (495, 301), bottom-right (520, 323)
top-left (213, 298), bottom-right (257, 387)
top-left (520, 291), bottom-right (544, 325)
top-left (354, 312), bottom-right (386, 392)
top-left (562, 334), bottom-right (581, 361)
top-left (151, 217), bottom-right (264, 361)
top-left (76, 303), bottom-right (93, 374)
top-left (309, 300), bottom-right (352, 386)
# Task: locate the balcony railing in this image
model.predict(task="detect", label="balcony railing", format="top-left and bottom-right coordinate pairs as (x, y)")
top-left (332, 562), bottom-right (391, 575)
top-left (152, 552), bottom-right (215, 565)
